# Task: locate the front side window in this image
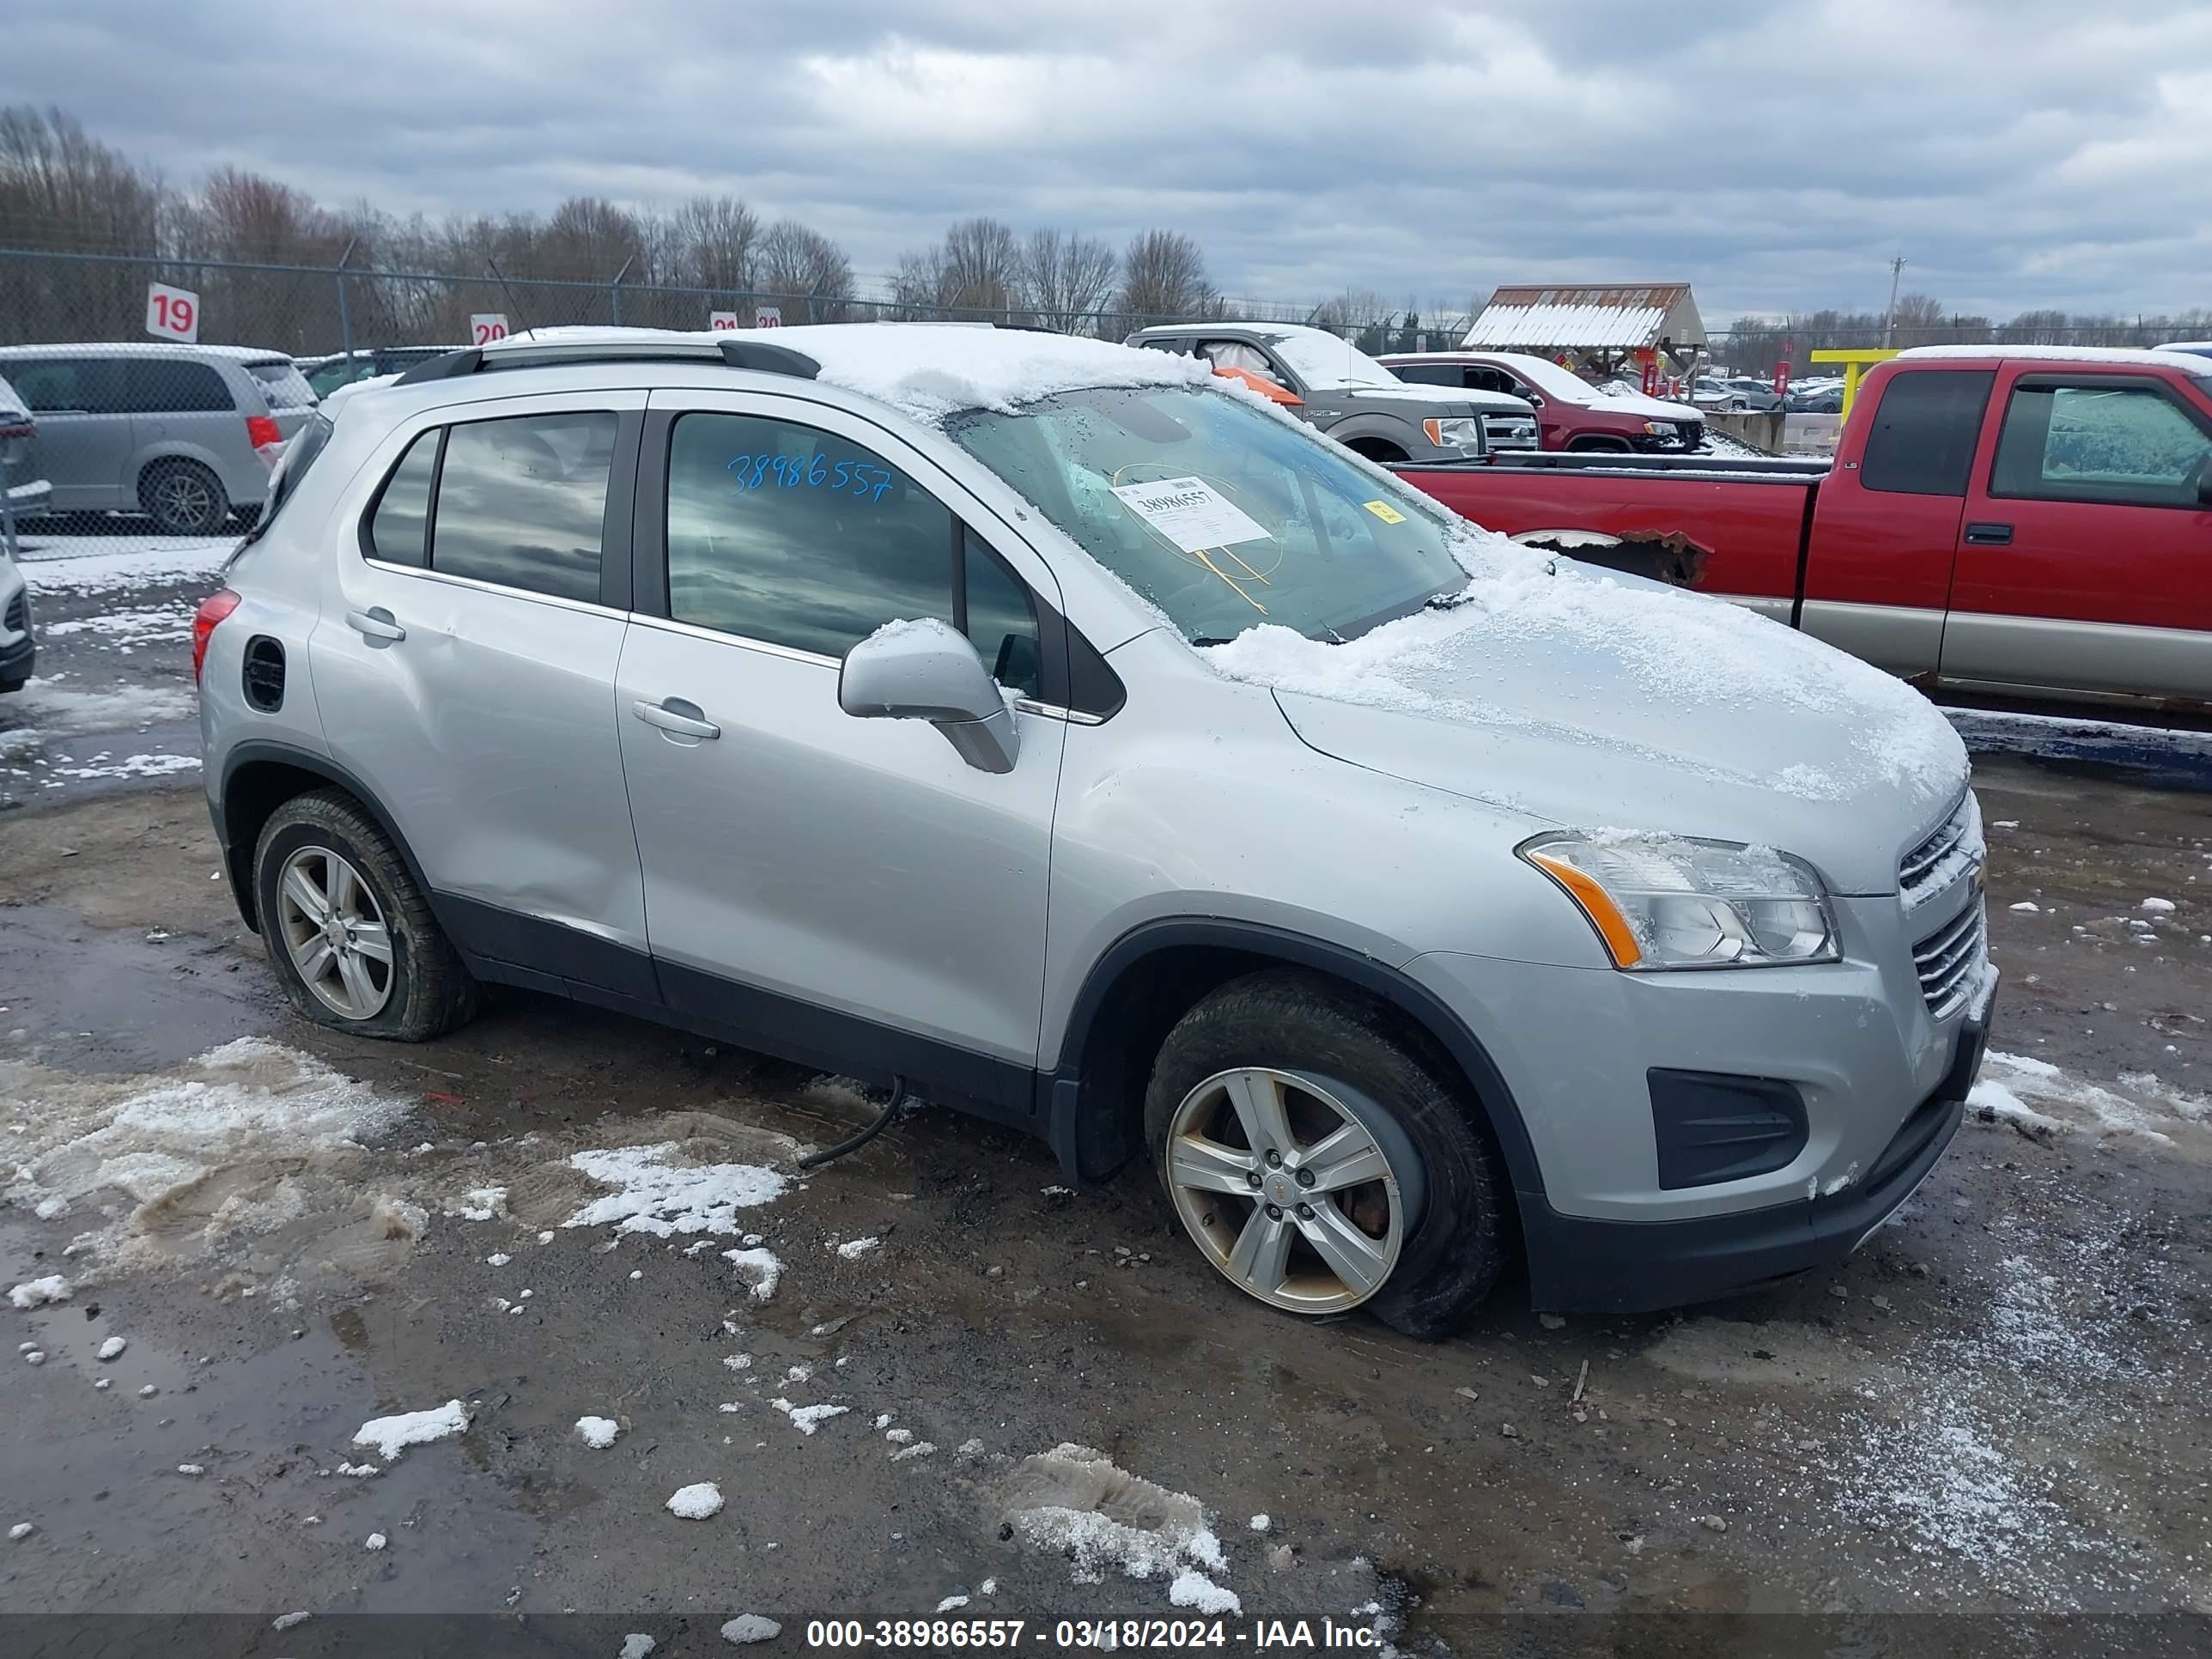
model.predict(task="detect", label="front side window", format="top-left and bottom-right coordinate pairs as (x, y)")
top-left (1859, 369), bottom-right (1994, 496)
top-left (947, 384), bottom-right (1468, 646)
top-left (7, 357), bottom-right (126, 414)
top-left (1991, 381), bottom-right (2212, 507)
top-left (665, 410), bottom-right (1039, 690)
top-left (431, 412), bottom-right (617, 602)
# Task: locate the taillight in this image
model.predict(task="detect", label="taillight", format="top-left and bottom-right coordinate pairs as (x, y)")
top-left (192, 589), bottom-right (241, 683)
top-left (246, 415), bottom-right (284, 467)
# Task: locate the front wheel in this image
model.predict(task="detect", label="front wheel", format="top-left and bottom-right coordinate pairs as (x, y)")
top-left (253, 789), bottom-right (478, 1042)
top-left (1144, 969), bottom-right (1510, 1339)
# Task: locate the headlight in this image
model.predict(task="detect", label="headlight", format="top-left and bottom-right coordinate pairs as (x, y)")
top-left (1640, 421), bottom-right (1666, 435)
top-left (1421, 416), bottom-right (1485, 450)
top-left (1519, 833), bottom-right (1840, 971)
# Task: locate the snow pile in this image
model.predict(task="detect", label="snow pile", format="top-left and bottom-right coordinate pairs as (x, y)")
top-left (835, 1236), bottom-right (880, 1260)
top-left (1000, 1443), bottom-right (1231, 1591)
top-left (1168, 1570), bottom-right (1241, 1616)
top-left (451, 1187), bottom-right (507, 1221)
top-left (665, 1481), bottom-right (724, 1520)
top-left (1200, 519), bottom-right (1966, 809)
top-left (618, 1638), bottom-right (656, 1659)
top-left (352, 1401), bottom-right (471, 1460)
top-left (721, 1246), bottom-right (782, 1301)
top-left (720, 1615), bottom-right (781, 1644)
top-left (574, 1416), bottom-right (621, 1449)
top-left (96, 1335), bottom-right (126, 1360)
top-left (8, 1275), bottom-right (71, 1309)
top-left (0, 1039), bottom-right (411, 1269)
top-left (770, 1399), bottom-right (850, 1435)
top-left (1968, 1051), bottom-right (2207, 1148)
top-left (364, 1533), bottom-right (387, 1551)
top-left (564, 1143), bottom-right (787, 1236)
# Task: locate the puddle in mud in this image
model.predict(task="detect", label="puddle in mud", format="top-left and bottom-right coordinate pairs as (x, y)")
top-left (0, 904), bottom-right (271, 1072)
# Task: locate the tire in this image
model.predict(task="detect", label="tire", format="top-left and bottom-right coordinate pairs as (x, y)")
top-left (1144, 969), bottom-right (1510, 1340)
top-left (252, 788), bottom-right (478, 1042)
top-left (1346, 438), bottom-right (1411, 464)
top-left (139, 459), bottom-right (229, 537)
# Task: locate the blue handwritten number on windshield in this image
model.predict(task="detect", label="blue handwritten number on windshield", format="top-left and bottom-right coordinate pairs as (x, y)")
top-left (727, 455), bottom-right (894, 501)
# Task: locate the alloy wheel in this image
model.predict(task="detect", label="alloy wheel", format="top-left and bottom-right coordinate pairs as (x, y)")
top-left (1163, 1066), bottom-right (1409, 1313)
top-left (275, 845), bottom-right (394, 1019)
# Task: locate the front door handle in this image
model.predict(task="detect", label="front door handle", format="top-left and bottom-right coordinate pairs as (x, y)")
top-left (1964, 521), bottom-right (2014, 545)
top-left (345, 607), bottom-right (405, 641)
top-left (632, 697), bottom-right (720, 740)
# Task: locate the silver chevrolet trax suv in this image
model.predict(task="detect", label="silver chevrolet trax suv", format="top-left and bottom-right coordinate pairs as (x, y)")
top-left (196, 325), bottom-right (1995, 1336)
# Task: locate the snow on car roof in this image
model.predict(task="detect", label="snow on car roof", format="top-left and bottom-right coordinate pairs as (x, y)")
top-left (1897, 344), bottom-right (2212, 374)
top-left (0, 341), bottom-right (297, 364)
top-left (479, 323), bottom-right (1217, 422)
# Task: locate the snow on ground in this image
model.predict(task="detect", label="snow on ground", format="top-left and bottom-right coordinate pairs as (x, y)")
top-left (1000, 1443), bottom-right (1230, 1591)
top-left (719, 1615), bottom-right (780, 1644)
top-left (665, 1481), bottom-right (724, 1519)
top-left (770, 1399), bottom-right (850, 1435)
top-left (835, 1236), bottom-right (880, 1260)
top-left (352, 1400), bottom-right (471, 1460)
top-left (1969, 1050), bottom-right (2208, 1150)
top-left (3, 678), bottom-right (196, 734)
top-left (564, 1142), bottom-right (788, 1236)
top-left (721, 1245), bottom-right (782, 1301)
top-left (8, 1275), bottom-right (71, 1309)
top-left (15, 537), bottom-right (236, 597)
top-left (574, 1416), bottom-right (621, 1449)
top-left (40, 605), bottom-right (193, 649)
top-left (618, 1638), bottom-right (656, 1659)
top-left (0, 1039), bottom-right (411, 1271)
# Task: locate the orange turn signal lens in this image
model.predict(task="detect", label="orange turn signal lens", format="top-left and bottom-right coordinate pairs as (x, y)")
top-left (1526, 850), bottom-right (1645, 969)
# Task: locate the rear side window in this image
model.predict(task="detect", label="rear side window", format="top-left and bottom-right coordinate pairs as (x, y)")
top-left (428, 413), bottom-right (618, 602)
top-left (126, 357), bottom-right (234, 413)
top-left (365, 430), bottom-right (439, 568)
top-left (6, 357), bottom-right (127, 414)
top-left (1990, 380), bottom-right (2212, 508)
top-left (246, 360), bottom-right (319, 410)
top-left (1858, 369), bottom-right (1994, 495)
top-left (1389, 363), bottom-right (1463, 387)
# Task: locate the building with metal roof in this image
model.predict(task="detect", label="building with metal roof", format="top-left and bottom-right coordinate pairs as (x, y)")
top-left (1464, 283), bottom-right (1707, 379)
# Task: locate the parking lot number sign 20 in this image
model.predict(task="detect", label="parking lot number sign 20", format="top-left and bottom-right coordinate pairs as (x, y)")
top-left (470, 314), bottom-right (510, 346)
top-left (754, 306), bottom-right (782, 328)
top-left (145, 282), bottom-right (200, 343)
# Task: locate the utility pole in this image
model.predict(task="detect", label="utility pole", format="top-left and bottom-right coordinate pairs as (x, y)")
top-left (1881, 254), bottom-right (1906, 348)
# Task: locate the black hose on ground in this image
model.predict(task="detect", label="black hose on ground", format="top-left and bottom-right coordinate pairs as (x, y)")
top-left (797, 1076), bottom-right (909, 1170)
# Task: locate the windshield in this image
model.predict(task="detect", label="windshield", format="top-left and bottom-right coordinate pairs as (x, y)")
top-left (1257, 331), bottom-right (1400, 390)
top-left (946, 385), bottom-right (1468, 645)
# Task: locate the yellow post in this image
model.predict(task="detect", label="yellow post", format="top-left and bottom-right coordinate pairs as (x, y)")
top-left (1809, 349), bottom-right (1902, 418)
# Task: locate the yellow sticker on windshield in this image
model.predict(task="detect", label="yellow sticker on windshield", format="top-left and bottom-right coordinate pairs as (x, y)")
top-left (1362, 499), bottom-right (1407, 525)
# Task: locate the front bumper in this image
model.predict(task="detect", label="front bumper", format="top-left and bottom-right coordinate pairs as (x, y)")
top-left (1521, 984), bottom-right (1990, 1312)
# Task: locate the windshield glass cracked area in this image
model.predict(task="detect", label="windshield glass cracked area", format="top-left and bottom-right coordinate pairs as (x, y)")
top-left (946, 385), bottom-right (1468, 645)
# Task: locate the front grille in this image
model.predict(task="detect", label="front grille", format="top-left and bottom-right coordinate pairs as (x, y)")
top-left (1913, 898), bottom-right (1987, 1020)
top-left (1899, 792), bottom-right (1977, 910)
top-left (1483, 413), bottom-right (1540, 450)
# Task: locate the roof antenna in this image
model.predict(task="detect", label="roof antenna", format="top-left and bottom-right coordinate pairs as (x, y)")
top-left (484, 257), bottom-right (534, 343)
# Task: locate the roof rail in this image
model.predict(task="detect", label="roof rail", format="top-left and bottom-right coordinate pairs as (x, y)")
top-left (393, 336), bottom-right (820, 387)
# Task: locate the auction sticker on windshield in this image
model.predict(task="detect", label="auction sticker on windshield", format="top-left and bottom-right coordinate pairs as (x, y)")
top-left (1362, 499), bottom-right (1407, 524)
top-left (1110, 477), bottom-right (1272, 552)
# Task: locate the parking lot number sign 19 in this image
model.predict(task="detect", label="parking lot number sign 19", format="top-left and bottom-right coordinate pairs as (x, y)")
top-left (144, 281), bottom-right (200, 343)
top-left (753, 306), bottom-right (782, 328)
top-left (470, 314), bottom-right (510, 347)
top-left (709, 311), bottom-right (740, 331)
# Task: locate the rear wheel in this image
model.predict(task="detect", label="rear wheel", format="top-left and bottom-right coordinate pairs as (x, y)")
top-left (1145, 969), bottom-right (1510, 1339)
top-left (253, 789), bottom-right (477, 1042)
top-left (139, 459), bottom-right (228, 536)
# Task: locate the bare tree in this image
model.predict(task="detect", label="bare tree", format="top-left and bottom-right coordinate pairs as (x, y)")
top-left (757, 219), bottom-right (854, 321)
top-left (891, 217), bottom-right (1024, 319)
top-left (662, 194), bottom-right (759, 294)
top-left (1021, 228), bottom-right (1117, 334)
top-left (538, 195), bottom-right (647, 283)
top-left (1117, 229), bottom-right (1215, 326)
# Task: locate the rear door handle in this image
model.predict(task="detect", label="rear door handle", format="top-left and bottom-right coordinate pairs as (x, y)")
top-left (631, 697), bottom-right (720, 740)
top-left (345, 607), bottom-right (405, 641)
top-left (1964, 521), bottom-right (2014, 545)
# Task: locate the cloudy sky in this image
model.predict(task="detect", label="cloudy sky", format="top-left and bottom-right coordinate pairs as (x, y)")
top-left (9, 0), bottom-right (2209, 322)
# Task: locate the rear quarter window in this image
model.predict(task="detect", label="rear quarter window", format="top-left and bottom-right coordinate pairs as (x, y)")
top-left (124, 357), bottom-right (236, 414)
top-left (246, 360), bottom-right (319, 410)
top-left (1858, 369), bottom-right (1995, 495)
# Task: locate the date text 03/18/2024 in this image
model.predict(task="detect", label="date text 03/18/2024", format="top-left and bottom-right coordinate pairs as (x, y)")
top-left (803, 1618), bottom-right (1384, 1649)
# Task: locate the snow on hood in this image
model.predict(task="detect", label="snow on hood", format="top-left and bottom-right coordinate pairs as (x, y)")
top-left (1199, 524), bottom-right (1967, 891)
top-left (1583, 386), bottom-right (1704, 422)
top-left (787, 325), bottom-right (1217, 422)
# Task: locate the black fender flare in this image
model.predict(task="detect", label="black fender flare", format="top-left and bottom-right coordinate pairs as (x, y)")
top-left (214, 740), bottom-right (437, 932)
top-left (1048, 917), bottom-right (1548, 1203)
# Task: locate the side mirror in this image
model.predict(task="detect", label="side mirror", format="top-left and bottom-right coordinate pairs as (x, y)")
top-left (838, 619), bottom-right (1020, 775)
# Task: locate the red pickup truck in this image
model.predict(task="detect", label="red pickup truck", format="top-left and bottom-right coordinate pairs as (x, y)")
top-left (1395, 347), bottom-right (2212, 713)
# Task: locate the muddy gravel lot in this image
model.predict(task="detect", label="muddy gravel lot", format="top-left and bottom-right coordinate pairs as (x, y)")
top-left (3, 537), bottom-right (2210, 1656)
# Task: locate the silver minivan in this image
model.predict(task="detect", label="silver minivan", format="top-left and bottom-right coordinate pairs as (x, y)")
top-left (0, 343), bottom-right (318, 535)
top-left (195, 326), bottom-right (1995, 1334)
